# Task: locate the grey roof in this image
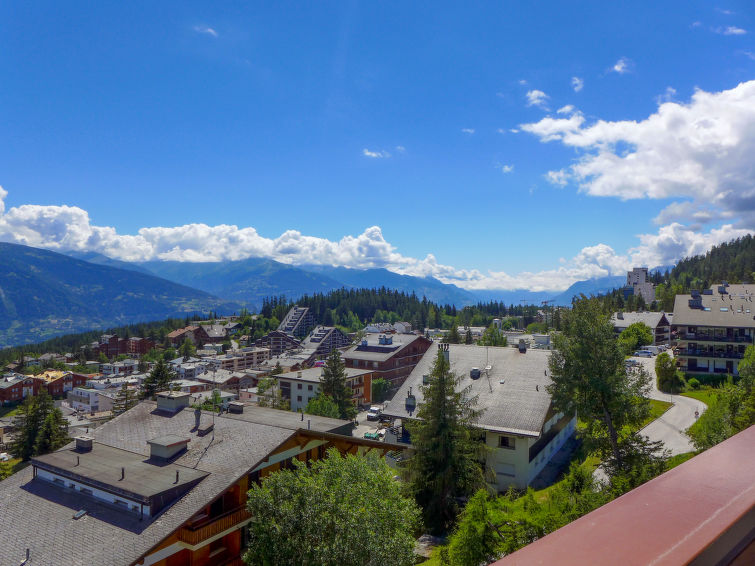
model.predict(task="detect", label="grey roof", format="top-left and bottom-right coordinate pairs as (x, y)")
top-left (31, 442), bottom-right (207, 500)
top-left (223, 404), bottom-right (352, 433)
top-left (611, 311), bottom-right (670, 330)
top-left (0, 401), bottom-right (296, 566)
top-left (383, 344), bottom-right (554, 438)
top-left (343, 333), bottom-right (425, 362)
top-left (672, 285), bottom-right (755, 328)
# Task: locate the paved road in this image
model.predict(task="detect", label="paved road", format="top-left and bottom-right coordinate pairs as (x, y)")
top-left (633, 354), bottom-right (707, 456)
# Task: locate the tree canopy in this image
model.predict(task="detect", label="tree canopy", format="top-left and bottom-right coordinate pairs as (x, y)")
top-left (305, 394), bottom-right (340, 419)
top-left (141, 358), bottom-right (176, 399)
top-left (319, 349), bottom-right (356, 420)
top-left (548, 298), bottom-right (652, 469)
top-left (12, 388), bottom-right (69, 460)
top-left (617, 322), bottom-right (653, 355)
top-left (244, 449), bottom-right (420, 566)
top-left (404, 347), bottom-right (486, 534)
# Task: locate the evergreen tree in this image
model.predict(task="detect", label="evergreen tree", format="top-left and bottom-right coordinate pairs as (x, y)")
top-left (320, 349), bottom-right (356, 420)
top-left (404, 348), bottom-right (486, 534)
top-left (12, 388), bottom-right (69, 460)
top-left (446, 325), bottom-right (461, 344)
top-left (142, 358), bottom-right (176, 399)
top-left (179, 338), bottom-right (196, 361)
top-left (112, 382), bottom-right (139, 415)
top-left (464, 329), bottom-right (473, 344)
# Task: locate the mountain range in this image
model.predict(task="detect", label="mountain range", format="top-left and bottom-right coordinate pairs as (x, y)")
top-left (1, 242), bottom-right (667, 348)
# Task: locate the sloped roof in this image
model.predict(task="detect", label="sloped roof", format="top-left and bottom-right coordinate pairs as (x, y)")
top-left (611, 311), bottom-right (670, 330)
top-left (383, 344), bottom-right (554, 437)
top-left (0, 401), bottom-right (298, 566)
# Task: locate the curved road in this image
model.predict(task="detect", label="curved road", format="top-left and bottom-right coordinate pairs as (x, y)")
top-left (633, 354), bottom-right (707, 456)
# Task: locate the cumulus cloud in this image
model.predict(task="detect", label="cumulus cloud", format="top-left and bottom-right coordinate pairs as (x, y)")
top-left (0, 186), bottom-right (749, 293)
top-left (655, 86), bottom-right (677, 104)
top-left (571, 76), bottom-right (584, 92)
top-left (461, 128), bottom-right (475, 134)
top-left (611, 57), bottom-right (631, 74)
top-left (520, 80), bottom-right (755, 230)
top-left (526, 89), bottom-right (549, 109)
top-left (362, 148), bottom-right (390, 158)
top-left (557, 105), bottom-right (576, 115)
top-left (193, 25), bottom-right (218, 37)
top-left (499, 164), bottom-right (514, 173)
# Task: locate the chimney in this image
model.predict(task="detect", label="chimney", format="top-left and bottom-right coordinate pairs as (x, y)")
top-left (307, 419), bottom-right (311, 430)
top-left (194, 407), bottom-right (202, 429)
top-left (617, 312), bottom-right (623, 320)
top-left (74, 435), bottom-right (93, 452)
top-left (120, 467), bottom-right (125, 481)
top-left (175, 470), bottom-right (179, 484)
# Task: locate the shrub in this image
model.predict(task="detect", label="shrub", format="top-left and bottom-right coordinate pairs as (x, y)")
top-left (688, 378), bottom-right (701, 390)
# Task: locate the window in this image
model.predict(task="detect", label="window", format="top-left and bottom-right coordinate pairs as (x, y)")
top-left (297, 395), bottom-right (302, 403)
top-left (499, 436), bottom-right (515, 450)
top-left (307, 385), bottom-right (313, 391)
top-left (297, 383), bottom-right (302, 390)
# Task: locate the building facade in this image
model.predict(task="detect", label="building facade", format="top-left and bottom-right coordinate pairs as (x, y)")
top-left (672, 284), bottom-right (755, 376)
top-left (343, 334), bottom-right (433, 388)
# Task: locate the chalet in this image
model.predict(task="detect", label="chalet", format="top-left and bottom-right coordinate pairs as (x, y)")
top-left (611, 311), bottom-right (672, 345)
top-left (0, 393), bottom-right (400, 565)
top-left (167, 326), bottom-right (211, 346)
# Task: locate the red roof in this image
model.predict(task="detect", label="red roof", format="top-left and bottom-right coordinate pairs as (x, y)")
top-left (493, 425), bottom-right (755, 566)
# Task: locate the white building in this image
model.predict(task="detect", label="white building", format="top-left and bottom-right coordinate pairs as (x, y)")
top-left (383, 344), bottom-right (576, 492)
top-left (627, 267), bottom-right (655, 304)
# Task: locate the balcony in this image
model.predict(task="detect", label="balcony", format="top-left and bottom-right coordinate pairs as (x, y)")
top-left (178, 506), bottom-right (251, 545)
top-left (680, 334), bottom-right (753, 343)
top-left (681, 350), bottom-right (745, 359)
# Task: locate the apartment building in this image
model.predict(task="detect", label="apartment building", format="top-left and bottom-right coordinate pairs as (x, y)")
top-left (383, 343), bottom-right (576, 492)
top-left (672, 283), bottom-right (755, 376)
top-left (278, 306), bottom-right (315, 338)
top-left (625, 267), bottom-right (656, 304)
top-left (343, 333), bottom-right (433, 388)
top-left (276, 366), bottom-right (375, 411)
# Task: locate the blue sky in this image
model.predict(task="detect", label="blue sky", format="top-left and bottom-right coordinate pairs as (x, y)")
top-left (1, 2), bottom-right (754, 291)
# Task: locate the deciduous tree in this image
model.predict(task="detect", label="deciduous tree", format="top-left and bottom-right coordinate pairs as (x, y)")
top-left (548, 298), bottom-right (652, 470)
top-left (305, 394), bottom-right (340, 419)
top-left (244, 449), bottom-right (420, 566)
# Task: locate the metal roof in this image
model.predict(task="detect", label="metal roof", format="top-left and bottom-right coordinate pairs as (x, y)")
top-left (672, 285), bottom-right (755, 328)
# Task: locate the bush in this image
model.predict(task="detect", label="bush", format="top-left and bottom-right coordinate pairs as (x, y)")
top-left (688, 378), bottom-right (701, 390)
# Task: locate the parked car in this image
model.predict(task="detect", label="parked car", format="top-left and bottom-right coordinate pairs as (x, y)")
top-left (366, 406), bottom-right (382, 421)
top-left (634, 350), bottom-right (653, 357)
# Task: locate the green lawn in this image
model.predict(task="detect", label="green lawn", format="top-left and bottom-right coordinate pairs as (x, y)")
top-left (0, 406), bottom-right (20, 419)
top-left (641, 399), bottom-right (673, 428)
top-left (681, 388), bottom-right (718, 407)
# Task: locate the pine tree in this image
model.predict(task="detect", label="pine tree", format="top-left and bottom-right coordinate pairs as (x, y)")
top-left (446, 325), bottom-right (461, 344)
top-left (404, 348), bottom-right (486, 534)
top-left (142, 358), bottom-right (176, 399)
top-left (319, 349), bottom-right (356, 420)
top-left (112, 382), bottom-right (139, 415)
top-left (12, 388), bottom-right (69, 460)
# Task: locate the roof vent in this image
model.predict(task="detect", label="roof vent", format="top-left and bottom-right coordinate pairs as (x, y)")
top-left (148, 435), bottom-right (190, 461)
top-left (74, 435), bottom-right (93, 452)
top-left (470, 367), bottom-right (481, 380)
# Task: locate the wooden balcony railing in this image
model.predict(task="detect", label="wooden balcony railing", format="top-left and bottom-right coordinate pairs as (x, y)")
top-left (178, 506), bottom-right (251, 545)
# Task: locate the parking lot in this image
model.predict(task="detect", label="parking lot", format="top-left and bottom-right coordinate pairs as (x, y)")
top-left (353, 405), bottom-right (389, 440)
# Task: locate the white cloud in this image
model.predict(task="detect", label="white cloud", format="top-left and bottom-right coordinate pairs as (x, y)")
top-left (362, 148), bottom-right (390, 158)
top-left (716, 26), bottom-right (747, 35)
top-left (461, 128), bottom-right (475, 134)
top-left (509, 128), bottom-right (519, 133)
top-left (655, 86), bottom-right (676, 104)
top-left (395, 145), bottom-right (406, 153)
top-left (193, 25), bottom-right (218, 37)
top-left (741, 51), bottom-right (755, 60)
top-left (518, 79), bottom-right (528, 86)
top-left (521, 80), bottom-right (755, 231)
top-left (496, 128), bottom-right (506, 134)
top-left (500, 164), bottom-right (514, 173)
top-left (0, 188), bottom-right (748, 293)
top-left (571, 76), bottom-right (584, 92)
top-left (611, 57), bottom-right (631, 74)
top-left (557, 104), bottom-right (576, 115)
top-left (526, 89), bottom-right (549, 109)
